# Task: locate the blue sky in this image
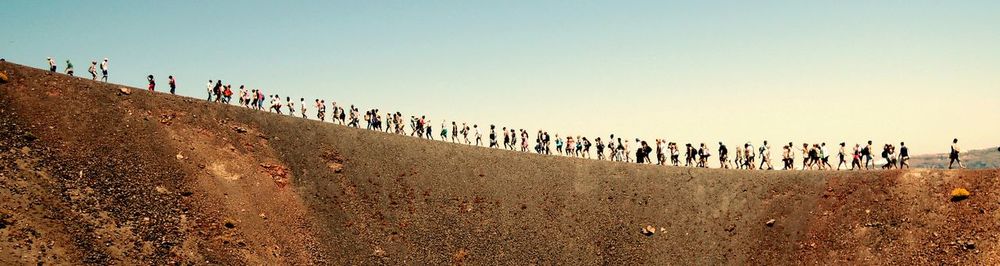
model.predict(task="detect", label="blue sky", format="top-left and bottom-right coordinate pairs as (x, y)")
top-left (3, 0), bottom-right (999, 157)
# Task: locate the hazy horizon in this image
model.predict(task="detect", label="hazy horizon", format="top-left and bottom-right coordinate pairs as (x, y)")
top-left (4, 1), bottom-right (998, 160)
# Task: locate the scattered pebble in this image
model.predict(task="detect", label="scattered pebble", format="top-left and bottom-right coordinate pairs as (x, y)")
top-left (766, 219), bottom-right (776, 227)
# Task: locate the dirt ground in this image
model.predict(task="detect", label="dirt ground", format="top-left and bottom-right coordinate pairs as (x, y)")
top-left (1, 61), bottom-right (998, 265)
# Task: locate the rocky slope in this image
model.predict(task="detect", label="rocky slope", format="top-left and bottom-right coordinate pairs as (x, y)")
top-left (1, 61), bottom-right (998, 265)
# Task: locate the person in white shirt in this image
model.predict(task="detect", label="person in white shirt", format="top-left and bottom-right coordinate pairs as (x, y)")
top-left (949, 138), bottom-right (965, 169)
top-left (820, 143), bottom-right (833, 169)
top-left (100, 58), bottom-right (109, 81)
top-left (759, 140), bottom-right (773, 170)
top-left (474, 125), bottom-right (482, 146)
top-left (206, 80), bottom-right (214, 101)
top-left (47, 57), bottom-right (56, 72)
top-left (300, 98), bottom-right (307, 118)
top-left (88, 61), bottom-right (98, 80)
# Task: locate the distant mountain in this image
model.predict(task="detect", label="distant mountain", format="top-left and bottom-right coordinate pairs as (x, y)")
top-left (909, 147), bottom-right (1000, 169)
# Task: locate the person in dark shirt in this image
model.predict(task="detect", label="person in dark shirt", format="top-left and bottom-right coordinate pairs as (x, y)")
top-left (899, 142), bottom-right (909, 169)
top-left (168, 75), bottom-right (176, 94)
top-left (718, 142), bottom-right (730, 169)
top-left (147, 75), bottom-right (155, 91)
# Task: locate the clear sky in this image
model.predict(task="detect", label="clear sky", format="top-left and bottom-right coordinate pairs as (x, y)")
top-left (3, 1), bottom-right (998, 160)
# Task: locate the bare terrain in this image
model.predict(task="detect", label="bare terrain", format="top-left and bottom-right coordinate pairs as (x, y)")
top-left (1, 61), bottom-right (999, 265)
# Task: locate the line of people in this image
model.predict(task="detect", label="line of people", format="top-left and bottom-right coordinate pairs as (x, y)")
top-left (47, 57), bottom-right (109, 82)
top-left (37, 57), bottom-right (971, 170)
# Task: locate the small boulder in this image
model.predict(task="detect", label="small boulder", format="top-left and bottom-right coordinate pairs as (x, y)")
top-left (119, 87), bottom-right (132, 95)
top-left (641, 225), bottom-right (656, 236)
top-left (0, 72), bottom-right (8, 83)
top-left (950, 188), bottom-right (971, 201)
top-left (766, 219), bottom-right (776, 227)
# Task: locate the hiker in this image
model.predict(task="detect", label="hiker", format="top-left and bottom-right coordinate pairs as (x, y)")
top-left (207, 80), bottom-right (214, 100)
top-left (582, 137), bottom-right (591, 158)
top-left (299, 98), bottom-right (306, 117)
top-left (147, 75), bottom-right (155, 91)
top-left (65, 60), bottom-right (74, 76)
top-left (489, 125), bottom-right (498, 148)
top-left (565, 136), bottom-right (574, 156)
top-left (684, 143), bottom-right (694, 167)
top-left (473, 125), bottom-right (482, 146)
top-left (734, 145), bottom-right (744, 169)
top-left (511, 129), bottom-right (519, 150)
top-left (698, 143), bottom-right (711, 167)
top-left (655, 140), bottom-right (664, 165)
top-left (949, 138), bottom-right (965, 169)
top-left (48, 57), bottom-right (56, 72)
top-left (745, 143), bottom-right (756, 170)
top-left (316, 100), bottom-right (326, 121)
top-left (608, 138), bottom-right (618, 161)
top-left (518, 130), bottom-right (527, 151)
top-left (820, 143), bottom-right (833, 170)
top-left (543, 132), bottom-right (551, 155)
top-left (596, 138), bottom-right (605, 160)
top-left (100, 58), bottom-right (109, 81)
top-left (759, 141), bottom-right (773, 170)
top-left (213, 80), bottom-right (223, 103)
top-left (168, 76), bottom-right (176, 94)
top-left (440, 121), bottom-right (449, 140)
top-left (451, 122), bottom-right (459, 143)
top-left (836, 142), bottom-right (848, 170)
top-left (640, 141), bottom-right (653, 164)
top-left (781, 145), bottom-right (792, 170)
top-left (881, 144), bottom-right (893, 169)
top-left (618, 138), bottom-right (632, 163)
top-left (718, 142), bottom-right (730, 169)
top-left (555, 134), bottom-right (563, 155)
top-left (851, 144), bottom-right (862, 170)
top-left (88, 61), bottom-right (98, 80)
top-left (801, 143), bottom-right (811, 170)
top-left (863, 141), bottom-right (874, 170)
top-left (239, 86), bottom-right (248, 107)
top-left (808, 144), bottom-right (820, 170)
top-left (224, 85), bottom-right (233, 103)
top-left (256, 89), bottom-right (265, 110)
top-left (461, 123), bottom-right (470, 144)
top-left (899, 142), bottom-right (909, 169)
top-left (286, 97), bottom-right (295, 115)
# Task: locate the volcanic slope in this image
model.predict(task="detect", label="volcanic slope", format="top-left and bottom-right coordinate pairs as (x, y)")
top-left (1, 61), bottom-right (998, 265)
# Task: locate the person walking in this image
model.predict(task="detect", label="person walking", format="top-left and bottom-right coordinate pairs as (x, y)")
top-left (489, 125), bottom-right (498, 148)
top-left (100, 58), bottom-right (109, 81)
top-left (300, 98), bottom-right (307, 118)
top-left (88, 61), bottom-right (98, 80)
top-left (836, 142), bottom-right (848, 170)
top-left (147, 75), bottom-right (156, 91)
top-left (65, 60), bottom-right (74, 76)
top-left (863, 141), bottom-right (874, 170)
top-left (949, 138), bottom-right (966, 169)
top-left (206, 80), bottom-right (214, 101)
top-left (474, 125), bottom-right (482, 146)
top-left (899, 142), bottom-right (910, 169)
top-left (759, 140), bottom-right (773, 170)
top-left (851, 144), bottom-right (862, 170)
top-left (820, 143), bottom-right (833, 170)
top-left (718, 142), bottom-right (730, 169)
top-left (168, 76), bottom-right (176, 94)
top-left (47, 57), bottom-right (57, 72)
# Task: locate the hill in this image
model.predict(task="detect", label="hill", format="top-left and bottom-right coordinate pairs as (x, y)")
top-left (909, 147), bottom-right (1000, 169)
top-left (1, 61), bottom-right (999, 265)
